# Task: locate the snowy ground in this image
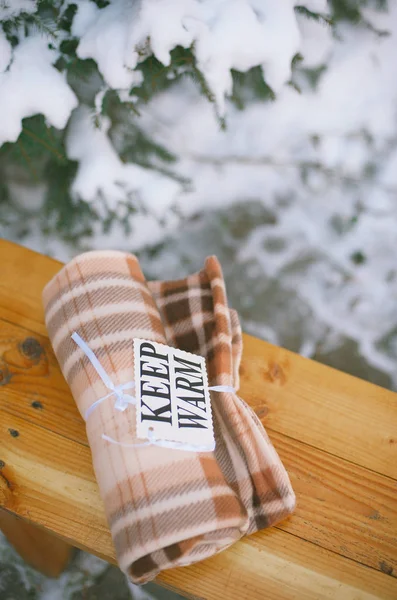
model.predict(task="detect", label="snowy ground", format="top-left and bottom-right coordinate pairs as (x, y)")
top-left (1, 2), bottom-right (397, 599)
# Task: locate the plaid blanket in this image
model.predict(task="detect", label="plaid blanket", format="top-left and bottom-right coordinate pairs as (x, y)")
top-left (43, 251), bottom-right (295, 584)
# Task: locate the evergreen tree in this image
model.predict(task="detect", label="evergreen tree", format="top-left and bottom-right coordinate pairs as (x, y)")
top-left (0, 0), bottom-right (389, 249)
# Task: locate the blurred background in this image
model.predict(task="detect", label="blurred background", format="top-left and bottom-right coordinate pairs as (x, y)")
top-left (1, 0), bottom-right (396, 597)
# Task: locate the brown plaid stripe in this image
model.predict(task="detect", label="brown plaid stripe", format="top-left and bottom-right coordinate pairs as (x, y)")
top-left (43, 250), bottom-right (295, 584)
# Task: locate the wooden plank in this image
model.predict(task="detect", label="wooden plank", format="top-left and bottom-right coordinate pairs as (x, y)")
top-left (0, 319), bottom-right (86, 445)
top-left (1, 239), bottom-right (397, 597)
top-left (1, 405), bottom-right (396, 578)
top-left (0, 412), bottom-right (111, 559)
top-left (1, 343), bottom-right (396, 580)
top-left (0, 240), bottom-right (61, 335)
top-left (0, 286), bottom-right (49, 337)
top-left (161, 533), bottom-right (397, 600)
top-left (1, 316), bottom-right (396, 575)
top-left (239, 336), bottom-right (397, 479)
top-left (0, 239), bottom-right (396, 479)
top-left (1, 411), bottom-right (396, 599)
top-left (272, 430), bottom-right (397, 574)
top-left (0, 240), bottom-right (62, 299)
top-left (0, 508), bottom-right (73, 577)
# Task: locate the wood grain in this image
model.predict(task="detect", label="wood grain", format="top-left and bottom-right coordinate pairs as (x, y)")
top-left (1, 240), bottom-right (396, 478)
top-left (161, 532), bottom-right (397, 600)
top-left (0, 508), bottom-right (73, 577)
top-left (1, 383), bottom-right (396, 577)
top-left (273, 431), bottom-right (397, 574)
top-left (0, 319), bottom-right (86, 444)
top-left (1, 409), bottom-right (396, 599)
top-left (0, 239), bottom-right (396, 599)
top-left (240, 335), bottom-right (397, 479)
top-left (0, 240), bottom-right (61, 335)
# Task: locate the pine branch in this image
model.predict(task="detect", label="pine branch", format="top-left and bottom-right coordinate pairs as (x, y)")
top-left (135, 46), bottom-right (215, 105)
top-left (231, 66), bottom-right (275, 110)
top-left (0, 0), bottom-right (391, 247)
top-left (22, 126), bottom-right (66, 162)
top-left (329, 0), bottom-right (389, 34)
top-left (43, 161), bottom-right (98, 240)
top-left (17, 139), bottom-right (38, 181)
top-left (295, 6), bottom-right (333, 26)
top-left (0, 115), bottom-right (67, 182)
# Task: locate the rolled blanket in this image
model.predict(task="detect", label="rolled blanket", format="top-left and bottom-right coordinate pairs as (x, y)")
top-left (43, 251), bottom-right (295, 584)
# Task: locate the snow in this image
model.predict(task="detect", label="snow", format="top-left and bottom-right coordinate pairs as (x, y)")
top-left (73, 0), bottom-right (305, 114)
top-left (96, 2), bottom-right (395, 385)
top-left (66, 105), bottom-right (180, 217)
top-left (8, 180), bottom-right (47, 211)
top-left (0, 27), bottom-right (12, 72)
top-left (380, 147), bottom-right (397, 188)
top-left (1, 1), bottom-right (397, 386)
top-left (142, 15), bottom-right (397, 158)
top-left (298, 0), bottom-right (328, 11)
top-left (125, 0), bottom-right (200, 67)
top-left (0, 0), bottom-right (38, 20)
top-left (296, 12), bottom-right (333, 68)
top-left (70, 0), bottom-right (99, 37)
top-left (74, 0), bottom-right (143, 89)
top-left (310, 25), bottom-right (397, 137)
top-left (0, 34), bottom-right (78, 145)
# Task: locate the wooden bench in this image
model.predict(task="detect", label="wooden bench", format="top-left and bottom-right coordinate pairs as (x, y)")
top-left (0, 239), bottom-right (396, 599)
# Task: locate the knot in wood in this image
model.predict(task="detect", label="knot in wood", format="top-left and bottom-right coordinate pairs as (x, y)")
top-left (19, 337), bottom-right (43, 362)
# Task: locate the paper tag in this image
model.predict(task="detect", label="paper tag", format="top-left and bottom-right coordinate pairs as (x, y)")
top-left (134, 339), bottom-right (215, 449)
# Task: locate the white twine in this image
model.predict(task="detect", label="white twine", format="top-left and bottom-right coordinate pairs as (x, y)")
top-left (71, 332), bottom-right (136, 420)
top-left (71, 332), bottom-right (234, 452)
